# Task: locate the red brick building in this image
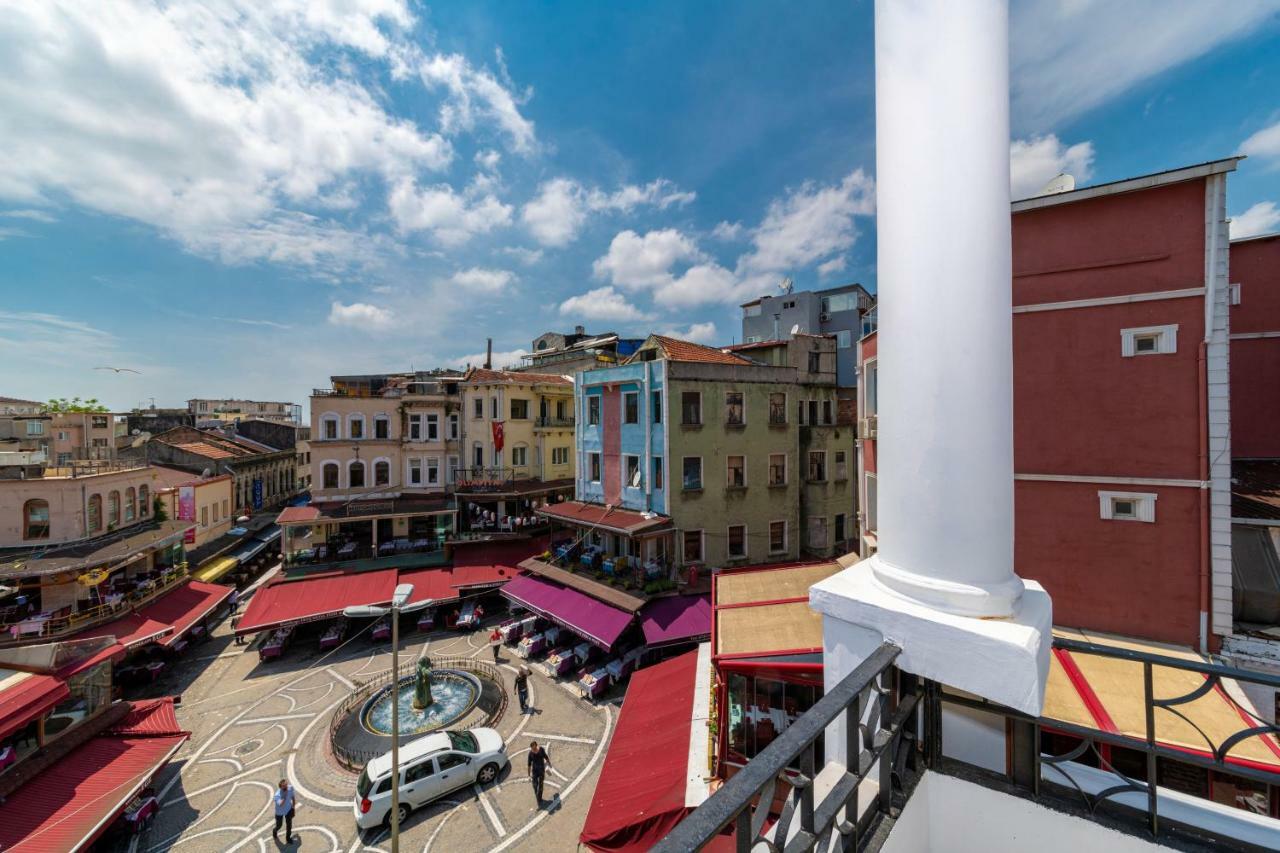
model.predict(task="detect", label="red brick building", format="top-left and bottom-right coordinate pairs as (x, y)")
top-left (859, 158), bottom-right (1239, 650)
top-left (1229, 232), bottom-right (1280, 461)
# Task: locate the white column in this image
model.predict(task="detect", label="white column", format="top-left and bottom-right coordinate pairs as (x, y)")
top-left (870, 0), bottom-right (1023, 618)
top-left (811, 0), bottom-right (1050, 720)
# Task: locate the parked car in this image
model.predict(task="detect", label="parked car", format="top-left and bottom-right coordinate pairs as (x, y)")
top-left (353, 728), bottom-right (508, 829)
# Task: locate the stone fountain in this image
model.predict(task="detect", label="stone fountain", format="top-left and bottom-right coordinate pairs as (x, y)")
top-left (412, 656), bottom-right (434, 710)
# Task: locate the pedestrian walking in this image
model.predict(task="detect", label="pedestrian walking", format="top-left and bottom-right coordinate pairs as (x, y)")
top-left (528, 740), bottom-right (552, 803)
top-left (232, 616), bottom-right (244, 645)
top-left (514, 665), bottom-right (530, 713)
top-left (489, 627), bottom-right (502, 663)
top-left (272, 778), bottom-right (297, 843)
top-left (228, 588), bottom-right (240, 613)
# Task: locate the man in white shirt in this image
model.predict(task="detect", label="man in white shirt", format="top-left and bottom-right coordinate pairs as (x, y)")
top-left (273, 778), bottom-right (297, 843)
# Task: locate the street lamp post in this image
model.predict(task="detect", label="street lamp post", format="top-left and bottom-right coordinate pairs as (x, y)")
top-left (345, 586), bottom-right (432, 853)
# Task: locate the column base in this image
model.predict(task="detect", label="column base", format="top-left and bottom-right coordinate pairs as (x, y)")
top-left (871, 554), bottom-right (1025, 618)
top-left (811, 556), bottom-right (1051, 716)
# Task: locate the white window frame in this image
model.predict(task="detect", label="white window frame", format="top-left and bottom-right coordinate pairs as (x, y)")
top-left (653, 455), bottom-right (664, 490)
top-left (426, 457), bottom-right (440, 485)
top-left (837, 329), bottom-right (852, 349)
top-left (348, 413), bottom-right (365, 440)
top-left (1121, 324), bottom-right (1178, 357)
top-left (768, 452), bottom-right (788, 486)
top-left (683, 529), bottom-right (705, 564)
top-left (589, 452), bottom-right (602, 483)
top-left (473, 397), bottom-right (484, 419)
top-left (511, 444), bottom-right (528, 467)
top-left (408, 458), bottom-right (422, 485)
top-left (447, 455), bottom-right (460, 484)
top-left (1229, 282), bottom-right (1241, 306)
top-left (622, 454), bottom-right (641, 488)
top-left (834, 450), bottom-right (848, 481)
top-left (448, 413), bottom-right (459, 440)
top-left (623, 391), bottom-right (640, 424)
top-left (682, 455), bottom-right (703, 491)
top-left (408, 414), bottom-right (422, 441)
top-left (426, 414), bottom-right (440, 442)
top-left (322, 415), bottom-right (339, 439)
top-left (1098, 490), bottom-right (1156, 523)
top-left (727, 523), bottom-right (748, 559)
top-left (768, 519), bottom-right (788, 555)
top-left (374, 413), bottom-right (390, 439)
top-left (491, 396), bottom-right (500, 419)
top-left (864, 358), bottom-right (878, 417)
top-left (726, 454), bottom-right (747, 488)
top-left (588, 395), bottom-right (601, 426)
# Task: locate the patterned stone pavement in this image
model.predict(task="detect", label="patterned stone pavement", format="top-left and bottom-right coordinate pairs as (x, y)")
top-left (117, 597), bottom-right (616, 853)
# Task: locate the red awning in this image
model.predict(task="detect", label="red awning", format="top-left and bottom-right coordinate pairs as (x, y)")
top-left (537, 501), bottom-right (673, 536)
top-left (0, 671), bottom-right (70, 741)
top-left (56, 643), bottom-right (127, 680)
top-left (236, 568), bottom-right (398, 634)
top-left (581, 649), bottom-right (701, 852)
top-left (75, 580), bottom-right (233, 649)
top-left (449, 538), bottom-right (541, 589)
top-left (0, 696), bottom-right (188, 852)
top-left (397, 567), bottom-right (460, 606)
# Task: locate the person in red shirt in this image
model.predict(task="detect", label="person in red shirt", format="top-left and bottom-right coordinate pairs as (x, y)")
top-left (489, 627), bottom-right (501, 662)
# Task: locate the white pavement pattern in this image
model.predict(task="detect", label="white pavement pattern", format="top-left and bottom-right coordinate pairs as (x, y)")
top-left (127, 614), bottom-right (616, 853)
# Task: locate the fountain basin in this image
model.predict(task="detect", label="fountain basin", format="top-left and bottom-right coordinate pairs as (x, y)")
top-left (359, 669), bottom-right (481, 736)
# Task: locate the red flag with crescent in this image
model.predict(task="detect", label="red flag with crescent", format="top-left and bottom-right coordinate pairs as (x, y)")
top-left (491, 420), bottom-right (505, 453)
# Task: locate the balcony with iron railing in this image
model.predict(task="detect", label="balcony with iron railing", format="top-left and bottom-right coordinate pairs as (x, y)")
top-left (658, 638), bottom-right (1280, 852)
top-left (534, 415), bottom-right (575, 429)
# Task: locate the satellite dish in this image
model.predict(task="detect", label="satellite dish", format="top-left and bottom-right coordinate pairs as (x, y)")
top-left (201, 467), bottom-right (213, 478)
top-left (630, 467), bottom-right (642, 488)
top-left (1039, 173), bottom-right (1075, 196)
top-left (130, 428), bottom-right (141, 435)
top-left (779, 276), bottom-right (794, 295)
top-left (790, 324), bottom-right (801, 335)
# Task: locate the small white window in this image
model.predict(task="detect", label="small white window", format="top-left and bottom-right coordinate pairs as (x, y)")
top-left (1121, 324), bottom-right (1178, 357)
top-left (1098, 490), bottom-right (1156, 523)
top-left (1229, 282), bottom-right (1241, 306)
top-left (837, 330), bottom-right (852, 349)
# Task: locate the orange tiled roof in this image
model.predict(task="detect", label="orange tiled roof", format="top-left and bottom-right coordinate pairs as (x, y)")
top-left (645, 335), bottom-right (752, 365)
top-left (463, 368), bottom-right (572, 386)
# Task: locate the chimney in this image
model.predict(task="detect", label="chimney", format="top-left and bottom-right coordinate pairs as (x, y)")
top-left (484, 338), bottom-right (492, 370)
top-left (810, 0), bottom-right (1049, 718)
top-left (574, 325), bottom-right (586, 337)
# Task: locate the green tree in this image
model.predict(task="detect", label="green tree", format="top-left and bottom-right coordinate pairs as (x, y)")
top-left (46, 396), bottom-right (109, 413)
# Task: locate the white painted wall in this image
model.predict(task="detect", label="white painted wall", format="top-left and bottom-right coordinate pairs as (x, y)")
top-left (882, 772), bottom-right (1162, 853)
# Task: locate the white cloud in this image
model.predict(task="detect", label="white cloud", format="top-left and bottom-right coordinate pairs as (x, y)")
top-left (1009, 135), bottom-right (1096, 199)
top-left (418, 53), bottom-right (536, 154)
top-left (450, 266), bottom-right (516, 293)
top-left (739, 169), bottom-right (875, 276)
top-left (711, 220), bottom-right (743, 241)
top-left (817, 257), bottom-right (847, 278)
top-left (328, 301), bottom-right (395, 329)
top-left (1231, 202), bottom-right (1280, 240)
top-left (1240, 120), bottom-right (1280, 165)
top-left (388, 179), bottom-right (512, 246)
top-left (653, 263), bottom-right (746, 308)
top-left (445, 348), bottom-right (528, 371)
top-left (658, 321), bottom-right (719, 345)
top-left (0, 1), bottom-right (537, 274)
top-left (0, 310), bottom-right (139, 375)
top-left (592, 229), bottom-right (703, 289)
top-left (1011, 1), bottom-right (1276, 130)
top-left (475, 149), bottom-right (502, 171)
top-left (498, 246), bottom-right (544, 265)
top-left (0, 208), bottom-right (56, 223)
top-left (559, 286), bottom-right (652, 322)
top-left (521, 177), bottom-right (695, 247)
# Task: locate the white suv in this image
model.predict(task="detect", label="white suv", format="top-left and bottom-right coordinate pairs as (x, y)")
top-left (354, 728), bottom-right (508, 829)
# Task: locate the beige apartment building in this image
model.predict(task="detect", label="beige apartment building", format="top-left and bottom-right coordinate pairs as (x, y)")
top-left (0, 460), bottom-right (166, 547)
top-left (0, 410), bottom-right (121, 465)
top-left (153, 469), bottom-right (234, 550)
top-left (187, 398), bottom-right (299, 424)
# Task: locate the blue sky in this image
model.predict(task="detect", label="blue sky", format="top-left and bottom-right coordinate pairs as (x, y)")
top-left (1, 0), bottom-right (1279, 413)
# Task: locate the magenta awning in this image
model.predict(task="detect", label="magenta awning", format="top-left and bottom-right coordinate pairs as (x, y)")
top-left (500, 574), bottom-right (634, 650)
top-left (640, 594), bottom-right (711, 648)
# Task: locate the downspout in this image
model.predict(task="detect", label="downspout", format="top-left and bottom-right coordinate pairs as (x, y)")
top-left (643, 365), bottom-right (652, 512)
top-left (1198, 341), bottom-right (1210, 655)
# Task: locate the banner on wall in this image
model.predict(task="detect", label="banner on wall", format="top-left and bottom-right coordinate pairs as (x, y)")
top-left (178, 485), bottom-right (196, 544)
top-left (252, 478), bottom-right (264, 510)
top-left (491, 420), bottom-right (505, 453)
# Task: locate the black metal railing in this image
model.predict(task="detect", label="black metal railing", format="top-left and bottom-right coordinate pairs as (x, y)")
top-left (534, 416), bottom-right (575, 428)
top-left (655, 643), bottom-right (916, 853)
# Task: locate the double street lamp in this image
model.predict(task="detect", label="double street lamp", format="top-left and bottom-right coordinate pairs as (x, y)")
top-left (345, 584), bottom-right (433, 852)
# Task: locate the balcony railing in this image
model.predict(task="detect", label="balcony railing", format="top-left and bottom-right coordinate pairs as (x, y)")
top-left (660, 637), bottom-right (1280, 852)
top-left (534, 416), bottom-right (575, 428)
top-left (656, 642), bottom-right (914, 852)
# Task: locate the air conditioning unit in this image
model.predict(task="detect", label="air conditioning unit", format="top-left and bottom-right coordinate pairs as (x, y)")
top-left (819, 313), bottom-right (831, 322)
top-left (858, 416), bottom-right (878, 440)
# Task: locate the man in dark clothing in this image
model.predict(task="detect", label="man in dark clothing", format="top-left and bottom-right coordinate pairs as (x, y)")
top-left (528, 740), bottom-right (551, 803)
top-left (514, 666), bottom-right (530, 713)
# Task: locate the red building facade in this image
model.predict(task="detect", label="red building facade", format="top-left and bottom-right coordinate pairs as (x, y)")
top-left (1229, 232), bottom-right (1280, 460)
top-left (859, 159), bottom-right (1239, 649)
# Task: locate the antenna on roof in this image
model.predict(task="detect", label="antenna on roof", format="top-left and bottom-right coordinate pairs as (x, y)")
top-left (1039, 173), bottom-right (1075, 196)
top-left (779, 276), bottom-right (794, 295)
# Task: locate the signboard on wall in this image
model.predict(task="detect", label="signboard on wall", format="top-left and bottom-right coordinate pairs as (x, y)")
top-left (178, 485), bottom-right (196, 544)
top-left (252, 478), bottom-right (263, 510)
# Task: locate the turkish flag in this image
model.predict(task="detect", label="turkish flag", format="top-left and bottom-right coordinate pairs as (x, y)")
top-left (491, 420), bottom-right (505, 453)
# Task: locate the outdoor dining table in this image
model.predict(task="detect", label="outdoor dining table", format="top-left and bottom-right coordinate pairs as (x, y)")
top-left (409, 538), bottom-right (432, 550)
top-left (12, 614), bottom-right (51, 637)
top-left (543, 646), bottom-right (575, 677)
top-left (577, 667), bottom-right (611, 700)
top-left (319, 621), bottom-right (345, 650)
top-left (378, 541), bottom-right (398, 555)
top-left (0, 745), bottom-right (16, 772)
top-left (338, 542), bottom-right (358, 557)
top-left (516, 632), bottom-right (546, 659)
top-left (416, 609), bottom-right (436, 631)
top-left (123, 792), bottom-right (159, 833)
top-left (371, 618), bottom-right (392, 642)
